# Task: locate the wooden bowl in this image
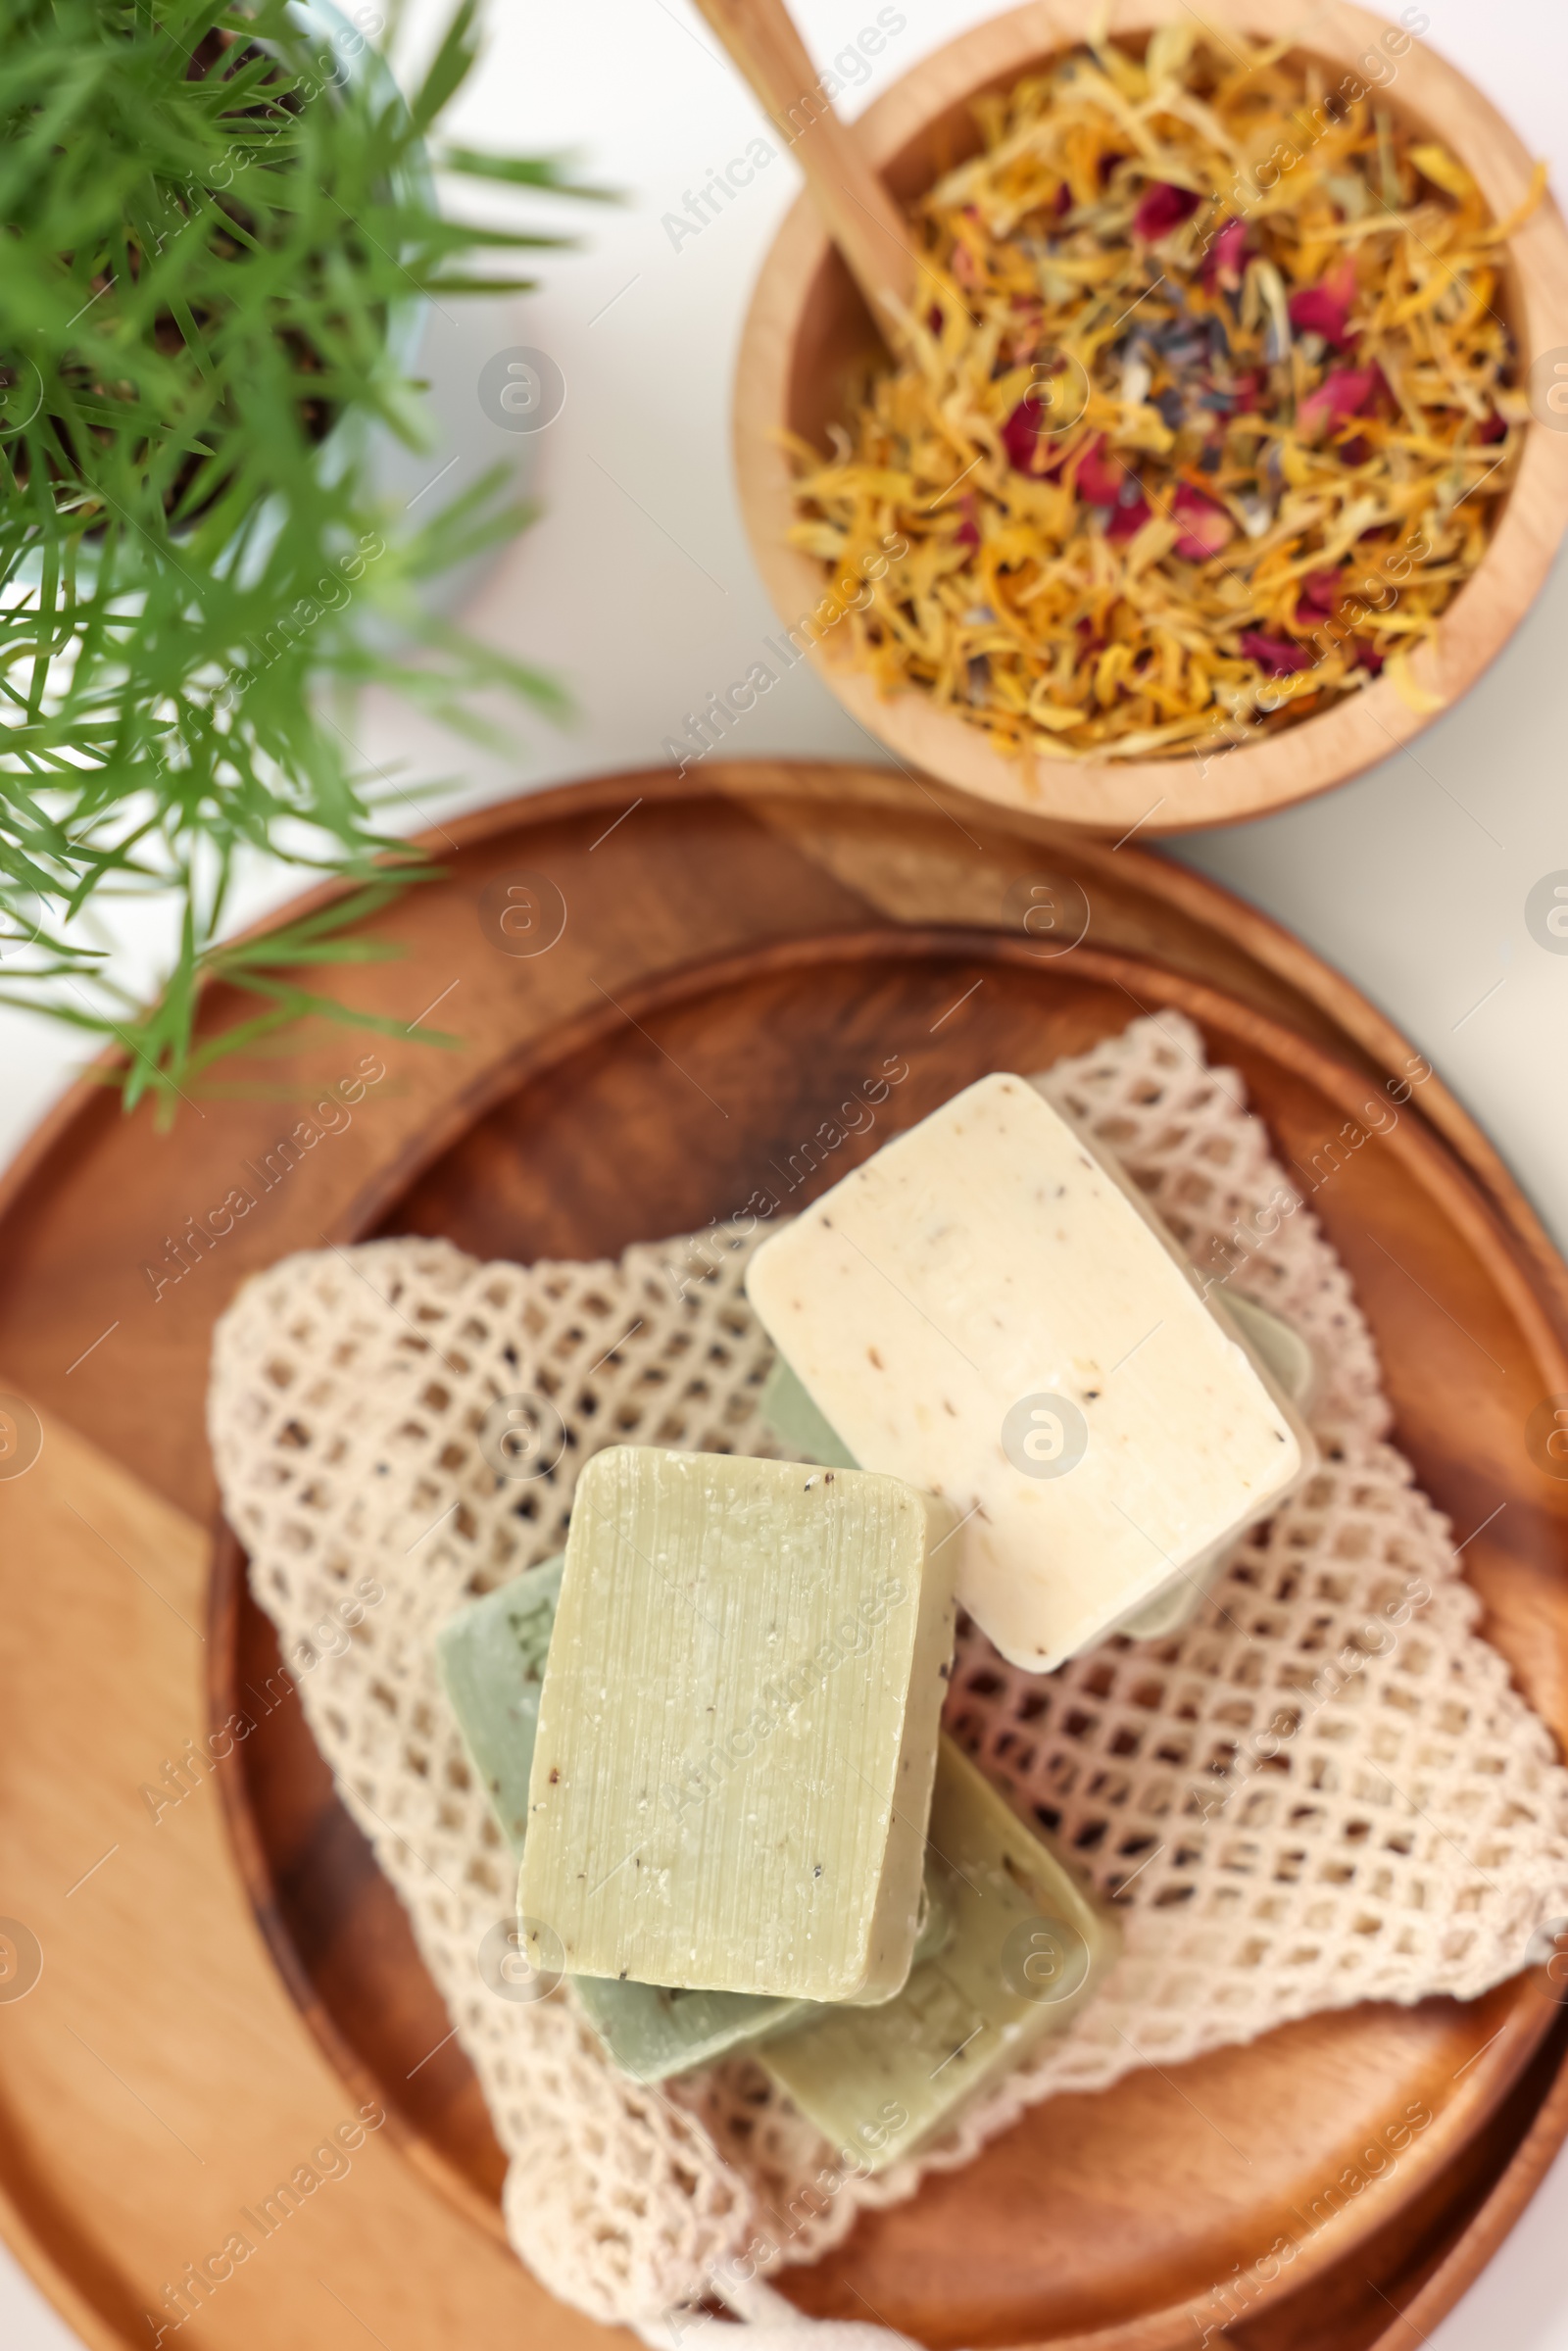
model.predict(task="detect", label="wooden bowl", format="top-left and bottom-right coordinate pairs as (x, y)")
top-left (734, 0), bottom-right (1568, 834)
top-left (4, 763), bottom-right (1568, 2351)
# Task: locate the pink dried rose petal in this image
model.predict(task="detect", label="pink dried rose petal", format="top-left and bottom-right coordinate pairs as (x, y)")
top-left (1297, 363), bottom-right (1385, 436)
top-left (1203, 217), bottom-right (1249, 292)
top-left (1075, 433), bottom-right (1127, 507)
top-left (1288, 259), bottom-right (1359, 346)
top-left (1240, 630), bottom-right (1314, 675)
top-left (1003, 396), bottom-right (1049, 471)
top-left (1296, 568), bottom-right (1342, 621)
top-left (1106, 493), bottom-right (1152, 542)
top-left (1134, 181), bottom-right (1201, 239)
top-left (1171, 481), bottom-right (1236, 560)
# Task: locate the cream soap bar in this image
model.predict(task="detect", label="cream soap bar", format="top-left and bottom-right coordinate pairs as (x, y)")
top-left (520, 1445), bottom-right (957, 2002)
top-left (764, 1302), bottom-right (1313, 1644)
top-left (760, 1737), bottom-right (1118, 2170)
top-left (745, 1073), bottom-right (1311, 1672)
top-left (1118, 1289), bottom-right (1318, 1639)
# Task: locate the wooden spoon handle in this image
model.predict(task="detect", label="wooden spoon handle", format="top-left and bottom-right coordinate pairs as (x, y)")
top-left (690, 0), bottom-right (917, 340)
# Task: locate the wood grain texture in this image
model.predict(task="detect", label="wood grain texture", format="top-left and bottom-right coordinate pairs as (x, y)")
top-left (2, 761), bottom-right (1567, 2351)
top-left (733, 0), bottom-right (1568, 832)
top-left (0, 1408), bottom-right (615, 2351)
top-left (216, 923), bottom-right (1568, 2349)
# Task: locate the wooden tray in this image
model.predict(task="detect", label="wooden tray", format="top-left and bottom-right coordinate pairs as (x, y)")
top-left (2, 760), bottom-right (1566, 2351)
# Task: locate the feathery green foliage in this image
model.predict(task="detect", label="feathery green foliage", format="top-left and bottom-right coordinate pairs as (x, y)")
top-left (0, 0), bottom-right (602, 1118)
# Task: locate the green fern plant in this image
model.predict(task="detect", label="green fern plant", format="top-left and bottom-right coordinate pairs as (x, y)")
top-left (0, 0), bottom-right (604, 1119)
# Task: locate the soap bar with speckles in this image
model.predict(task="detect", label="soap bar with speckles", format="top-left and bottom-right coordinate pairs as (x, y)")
top-left (763, 1300), bottom-right (1314, 1644)
top-left (436, 1546), bottom-right (955, 2079)
top-left (519, 1445), bottom-right (957, 2002)
top-left (575, 1873), bottom-right (955, 2082)
top-left (745, 1072), bottom-right (1312, 1673)
top-left (436, 1554), bottom-right (804, 2076)
top-left (1117, 1287), bottom-right (1318, 1639)
top-left (758, 1735), bottom-right (1119, 2170)
top-left (761, 1283), bottom-right (1316, 1644)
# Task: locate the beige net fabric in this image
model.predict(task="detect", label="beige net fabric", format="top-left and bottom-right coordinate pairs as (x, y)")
top-left (207, 1013), bottom-right (1568, 2327)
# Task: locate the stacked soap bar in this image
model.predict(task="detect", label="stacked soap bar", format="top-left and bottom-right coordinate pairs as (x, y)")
top-left (436, 1554), bottom-right (564, 1852)
top-left (763, 1289), bottom-right (1318, 1644)
top-left (576, 1877), bottom-right (955, 2082)
top-left (760, 1355), bottom-right (858, 1471)
top-left (1118, 1287), bottom-right (1318, 1638)
top-left (760, 1736), bottom-right (1118, 2171)
top-left (1017, 1064), bottom-right (1319, 1642)
top-left (435, 1494), bottom-right (1106, 2150)
top-left (438, 1550), bottom-right (804, 2079)
top-left (519, 1445), bottom-right (958, 2002)
top-left (1208, 1290), bottom-right (1318, 1420)
top-left (577, 1977), bottom-right (803, 2082)
top-left (746, 1073), bottom-right (1313, 1672)
top-left (439, 1549), bottom-right (956, 2082)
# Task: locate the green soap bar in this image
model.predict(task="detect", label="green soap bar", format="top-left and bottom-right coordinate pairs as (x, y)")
top-left (577, 1849), bottom-right (955, 2082)
top-left (571, 1978), bottom-right (805, 2082)
top-left (761, 1356), bottom-right (859, 1470)
top-left (1223, 1291), bottom-right (1318, 1414)
top-left (435, 1555), bottom-right (565, 1853)
top-left (759, 1736), bottom-right (1119, 2172)
top-left (437, 1545), bottom-right (954, 2082)
top-left (520, 1446), bottom-right (957, 2004)
top-left (437, 1553), bottom-right (802, 2081)
top-left (573, 1869), bottom-right (956, 2082)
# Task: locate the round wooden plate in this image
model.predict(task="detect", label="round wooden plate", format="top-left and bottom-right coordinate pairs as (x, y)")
top-left (734, 0), bottom-right (1568, 833)
top-left (213, 920), bottom-right (1568, 2350)
top-left (2, 762), bottom-right (1567, 2351)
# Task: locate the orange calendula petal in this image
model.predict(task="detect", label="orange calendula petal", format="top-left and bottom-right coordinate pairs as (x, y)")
top-left (786, 32), bottom-right (1527, 761)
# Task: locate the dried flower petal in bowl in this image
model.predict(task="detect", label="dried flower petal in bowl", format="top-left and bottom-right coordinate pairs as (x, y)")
top-left (783, 25), bottom-right (1544, 762)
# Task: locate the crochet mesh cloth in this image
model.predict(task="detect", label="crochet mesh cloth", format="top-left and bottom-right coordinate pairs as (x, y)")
top-left (207, 1012), bottom-right (1568, 2327)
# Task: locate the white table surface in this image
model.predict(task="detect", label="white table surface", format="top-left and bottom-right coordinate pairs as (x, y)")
top-left (4, 1), bottom-right (1567, 2342)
